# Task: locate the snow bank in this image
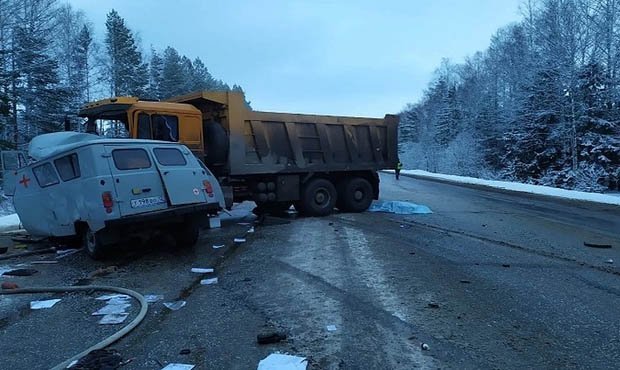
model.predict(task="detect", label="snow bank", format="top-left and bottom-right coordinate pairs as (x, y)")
top-left (0, 213), bottom-right (21, 233)
top-left (399, 170), bottom-right (620, 206)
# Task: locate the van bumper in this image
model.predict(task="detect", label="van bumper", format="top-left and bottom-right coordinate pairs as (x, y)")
top-left (104, 203), bottom-right (220, 229)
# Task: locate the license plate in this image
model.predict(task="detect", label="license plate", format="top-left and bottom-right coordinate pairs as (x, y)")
top-left (130, 196), bottom-right (165, 208)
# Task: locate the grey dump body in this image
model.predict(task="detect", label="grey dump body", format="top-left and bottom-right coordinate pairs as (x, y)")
top-left (11, 133), bottom-right (224, 240)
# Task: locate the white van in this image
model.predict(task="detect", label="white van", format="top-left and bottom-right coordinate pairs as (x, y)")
top-left (4, 132), bottom-right (224, 259)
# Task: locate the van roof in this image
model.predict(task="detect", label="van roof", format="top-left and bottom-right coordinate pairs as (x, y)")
top-left (28, 132), bottom-right (187, 161)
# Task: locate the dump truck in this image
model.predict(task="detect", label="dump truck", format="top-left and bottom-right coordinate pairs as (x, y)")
top-left (79, 91), bottom-right (399, 216)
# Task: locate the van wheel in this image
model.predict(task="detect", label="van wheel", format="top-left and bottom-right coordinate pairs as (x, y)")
top-left (298, 178), bottom-right (337, 217)
top-left (173, 223), bottom-right (200, 247)
top-left (84, 228), bottom-right (106, 260)
top-left (338, 177), bottom-right (373, 212)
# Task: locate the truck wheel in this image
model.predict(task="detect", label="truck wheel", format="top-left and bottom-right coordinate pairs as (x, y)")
top-left (338, 177), bottom-right (373, 212)
top-left (298, 178), bottom-right (337, 216)
top-left (84, 228), bottom-right (106, 260)
top-left (173, 223), bottom-right (200, 247)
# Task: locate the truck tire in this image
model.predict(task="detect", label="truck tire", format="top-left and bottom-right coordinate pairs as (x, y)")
top-left (84, 228), bottom-right (107, 260)
top-left (173, 222), bottom-right (200, 247)
top-left (338, 177), bottom-right (373, 212)
top-left (297, 178), bottom-right (337, 216)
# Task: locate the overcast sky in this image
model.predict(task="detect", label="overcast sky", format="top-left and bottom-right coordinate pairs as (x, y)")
top-left (67, 0), bottom-right (523, 117)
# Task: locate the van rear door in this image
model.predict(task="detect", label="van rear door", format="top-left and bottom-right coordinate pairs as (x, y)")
top-left (151, 146), bottom-right (209, 206)
top-left (105, 146), bottom-right (168, 217)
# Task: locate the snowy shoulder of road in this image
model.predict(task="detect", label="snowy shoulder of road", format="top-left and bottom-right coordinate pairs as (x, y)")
top-left (398, 169), bottom-right (620, 206)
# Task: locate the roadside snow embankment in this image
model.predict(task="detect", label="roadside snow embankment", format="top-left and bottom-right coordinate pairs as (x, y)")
top-left (397, 169), bottom-right (620, 206)
top-left (0, 213), bottom-right (21, 233)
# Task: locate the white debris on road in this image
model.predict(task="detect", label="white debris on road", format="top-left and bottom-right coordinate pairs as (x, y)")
top-left (200, 277), bottom-right (218, 285)
top-left (234, 237), bottom-right (246, 243)
top-left (326, 324), bottom-right (337, 332)
top-left (257, 353), bottom-right (308, 370)
top-left (98, 313), bottom-right (129, 325)
top-left (30, 299), bottom-right (61, 310)
top-left (144, 294), bottom-right (164, 303)
top-left (96, 294), bottom-right (130, 301)
top-left (212, 244), bottom-right (225, 249)
top-left (160, 364), bottom-right (195, 370)
top-left (191, 267), bottom-right (214, 273)
top-left (163, 301), bottom-right (186, 310)
top-left (91, 303), bottom-right (131, 316)
top-left (368, 200), bottom-right (432, 215)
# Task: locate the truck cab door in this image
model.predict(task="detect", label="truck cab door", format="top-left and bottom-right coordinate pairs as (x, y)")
top-left (1, 151), bottom-right (28, 196)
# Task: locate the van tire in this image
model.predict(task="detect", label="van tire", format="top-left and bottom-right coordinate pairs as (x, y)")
top-left (173, 223), bottom-right (200, 247)
top-left (84, 228), bottom-right (106, 260)
top-left (297, 178), bottom-right (337, 217)
top-left (337, 177), bottom-right (373, 212)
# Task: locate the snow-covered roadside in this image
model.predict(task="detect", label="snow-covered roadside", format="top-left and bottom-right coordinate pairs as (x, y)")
top-left (0, 213), bottom-right (21, 233)
top-left (392, 169), bottom-right (620, 206)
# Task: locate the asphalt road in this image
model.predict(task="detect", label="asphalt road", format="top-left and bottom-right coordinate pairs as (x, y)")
top-left (1, 173), bottom-right (619, 369)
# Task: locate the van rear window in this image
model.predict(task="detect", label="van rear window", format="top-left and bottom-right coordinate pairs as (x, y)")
top-left (32, 163), bottom-right (60, 187)
top-left (54, 154), bottom-right (80, 181)
top-left (153, 148), bottom-right (187, 166)
top-left (112, 149), bottom-right (151, 170)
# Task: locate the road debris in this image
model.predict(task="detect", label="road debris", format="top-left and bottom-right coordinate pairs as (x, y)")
top-left (56, 248), bottom-right (80, 259)
top-left (584, 242), bottom-right (612, 249)
top-left (92, 303), bottom-right (131, 316)
top-left (368, 200), bottom-right (432, 215)
top-left (234, 237), bottom-right (246, 243)
top-left (212, 244), bottom-right (225, 249)
top-left (164, 301), bottom-right (187, 311)
top-left (257, 331), bottom-right (287, 344)
top-left (71, 349), bottom-right (123, 369)
top-left (326, 324), bottom-right (337, 332)
top-left (247, 226), bottom-right (255, 233)
top-left (144, 294), bottom-right (164, 303)
top-left (427, 302), bottom-right (440, 309)
top-left (30, 298), bottom-right (61, 309)
top-left (502, 264), bottom-right (511, 268)
top-left (237, 222), bottom-right (251, 226)
top-left (2, 268), bottom-right (38, 276)
top-left (98, 313), bottom-right (129, 325)
top-left (605, 259), bottom-right (614, 264)
top-left (1, 282), bottom-right (19, 290)
top-left (160, 364), bottom-right (195, 370)
top-left (96, 294), bottom-right (130, 301)
top-left (30, 260), bottom-right (58, 265)
top-left (421, 343), bottom-right (430, 351)
top-left (459, 279), bottom-right (472, 284)
top-left (191, 267), bottom-right (214, 273)
top-left (200, 277), bottom-right (218, 285)
top-left (89, 266), bottom-right (118, 278)
top-left (179, 349), bottom-right (191, 355)
top-left (257, 354), bottom-right (308, 370)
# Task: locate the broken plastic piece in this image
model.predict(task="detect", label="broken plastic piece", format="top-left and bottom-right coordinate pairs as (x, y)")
top-left (421, 343), bottom-right (430, 351)
top-left (212, 244), bottom-right (225, 249)
top-left (605, 259), bottom-right (614, 264)
top-left (191, 268), bottom-right (214, 274)
top-left (56, 248), bottom-right (80, 259)
top-left (164, 301), bottom-right (186, 311)
top-left (98, 313), bottom-right (129, 325)
top-left (234, 237), bottom-right (246, 243)
top-left (160, 364), bottom-right (195, 370)
top-left (247, 227), bottom-right (255, 233)
top-left (326, 324), bottom-right (337, 331)
top-left (257, 354), bottom-right (307, 370)
top-left (200, 278), bottom-right (218, 285)
top-left (30, 299), bottom-right (61, 310)
top-left (92, 303), bottom-right (131, 316)
top-left (144, 294), bottom-right (164, 303)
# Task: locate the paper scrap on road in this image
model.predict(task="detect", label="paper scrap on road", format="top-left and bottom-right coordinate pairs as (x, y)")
top-left (326, 324), bottom-right (337, 332)
top-left (30, 299), bottom-right (61, 310)
top-left (96, 294), bottom-right (130, 301)
top-left (92, 303), bottom-right (131, 315)
top-left (247, 226), bottom-right (255, 233)
top-left (164, 301), bottom-right (186, 310)
top-left (368, 200), bottom-right (432, 215)
top-left (160, 364), bottom-right (195, 370)
top-left (257, 353), bottom-right (308, 370)
top-left (98, 313), bottom-right (129, 325)
top-left (212, 244), bottom-right (225, 249)
top-left (191, 267), bottom-right (214, 273)
top-left (144, 294), bottom-right (164, 303)
top-left (200, 277), bottom-right (218, 285)
top-left (234, 237), bottom-right (246, 243)
top-left (107, 297), bottom-right (131, 305)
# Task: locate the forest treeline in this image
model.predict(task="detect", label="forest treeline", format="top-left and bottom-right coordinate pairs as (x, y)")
top-left (400, 0), bottom-right (620, 191)
top-left (0, 0), bottom-right (242, 148)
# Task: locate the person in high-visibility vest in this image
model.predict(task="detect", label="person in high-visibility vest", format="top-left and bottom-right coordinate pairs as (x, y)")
top-left (395, 161), bottom-right (403, 180)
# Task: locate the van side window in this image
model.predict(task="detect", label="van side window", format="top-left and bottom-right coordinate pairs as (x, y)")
top-left (152, 115), bottom-right (179, 142)
top-left (154, 148), bottom-right (187, 166)
top-left (137, 113), bottom-right (151, 139)
top-left (112, 149), bottom-right (151, 170)
top-left (54, 154), bottom-right (80, 181)
top-left (32, 163), bottom-right (60, 187)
